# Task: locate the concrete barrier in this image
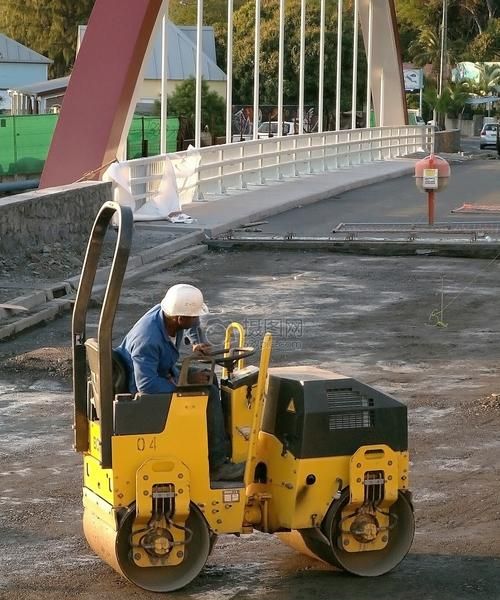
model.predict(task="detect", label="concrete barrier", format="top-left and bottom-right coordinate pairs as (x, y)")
top-left (0, 181), bottom-right (112, 254)
top-left (444, 116), bottom-right (484, 138)
top-left (434, 129), bottom-right (461, 153)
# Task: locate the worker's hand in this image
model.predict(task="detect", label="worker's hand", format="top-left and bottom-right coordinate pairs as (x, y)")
top-left (192, 343), bottom-right (212, 355)
top-left (189, 369), bottom-right (211, 384)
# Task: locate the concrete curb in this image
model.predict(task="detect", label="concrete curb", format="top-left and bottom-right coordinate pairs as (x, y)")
top-left (0, 233), bottom-right (206, 341)
top-left (0, 299), bottom-right (72, 341)
top-left (207, 238), bottom-right (500, 258)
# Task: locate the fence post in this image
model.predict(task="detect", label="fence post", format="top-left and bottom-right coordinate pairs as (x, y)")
top-left (307, 135), bottom-right (312, 174)
top-left (322, 134), bottom-right (326, 172)
top-left (218, 148), bottom-right (225, 194)
top-left (293, 137), bottom-right (299, 176)
top-left (141, 116), bottom-right (148, 157)
top-left (276, 138), bottom-right (283, 180)
top-left (239, 144), bottom-right (246, 189)
top-left (12, 115), bottom-right (18, 169)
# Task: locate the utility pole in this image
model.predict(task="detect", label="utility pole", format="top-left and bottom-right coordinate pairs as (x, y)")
top-left (439, 2), bottom-right (448, 90)
top-left (436, 0), bottom-right (448, 128)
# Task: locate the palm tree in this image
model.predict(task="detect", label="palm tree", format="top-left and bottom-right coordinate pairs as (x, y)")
top-left (409, 27), bottom-right (458, 80)
top-left (409, 29), bottom-right (442, 75)
top-left (473, 62), bottom-right (500, 95)
top-left (424, 81), bottom-right (470, 128)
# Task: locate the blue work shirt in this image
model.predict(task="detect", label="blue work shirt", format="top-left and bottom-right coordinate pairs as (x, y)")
top-left (115, 304), bottom-right (204, 394)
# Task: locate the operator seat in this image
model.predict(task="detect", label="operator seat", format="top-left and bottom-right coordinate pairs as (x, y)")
top-left (111, 349), bottom-right (129, 395)
top-left (85, 338), bottom-right (172, 436)
top-left (84, 338), bottom-right (129, 420)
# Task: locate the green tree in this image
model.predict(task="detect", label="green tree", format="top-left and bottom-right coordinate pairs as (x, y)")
top-left (424, 81), bottom-right (469, 126)
top-left (160, 77), bottom-right (226, 140)
top-left (455, 0), bottom-right (498, 34)
top-left (397, 0), bottom-right (500, 65)
top-left (471, 61), bottom-right (500, 94)
top-left (0, 0), bottom-right (95, 77)
top-left (168, 0), bottom-right (247, 27)
top-left (463, 18), bottom-right (500, 60)
top-left (408, 28), bottom-right (459, 77)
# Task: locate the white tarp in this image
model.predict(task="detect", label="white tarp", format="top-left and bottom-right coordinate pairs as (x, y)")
top-left (102, 150), bottom-right (200, 222)
top-left (103, 159), bottom-right (179, 222)
top-left (170, 147), bottom-right (201, 206)
top-left (102, 161), bottom-right (135, 213)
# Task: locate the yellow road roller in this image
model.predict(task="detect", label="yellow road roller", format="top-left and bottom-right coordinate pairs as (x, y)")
top-left (72, 201), bottom-right (415, 592)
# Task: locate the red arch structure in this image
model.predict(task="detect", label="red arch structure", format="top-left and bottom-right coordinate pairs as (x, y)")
top-left (40, 0), bottom-right (406, 189)
top-left (40, 0), bottom-right (164, 188)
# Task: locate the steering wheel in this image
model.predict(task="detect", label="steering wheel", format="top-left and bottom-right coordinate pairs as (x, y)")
top-left (194, 346), bottom-right (255, 370)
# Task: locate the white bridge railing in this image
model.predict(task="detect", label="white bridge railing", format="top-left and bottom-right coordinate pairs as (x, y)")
top-left (125, 126), bottom-right (433, 206)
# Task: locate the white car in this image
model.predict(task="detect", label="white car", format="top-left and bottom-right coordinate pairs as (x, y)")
top-left (480, 123), bottom-right (498, 149)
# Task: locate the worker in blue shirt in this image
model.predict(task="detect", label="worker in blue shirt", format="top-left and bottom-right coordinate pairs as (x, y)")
top-left (115, 283), bottom-right (244, 481)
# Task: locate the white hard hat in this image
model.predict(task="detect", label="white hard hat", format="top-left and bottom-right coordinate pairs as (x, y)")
top-left (160, 284), bottom-right (208, 317)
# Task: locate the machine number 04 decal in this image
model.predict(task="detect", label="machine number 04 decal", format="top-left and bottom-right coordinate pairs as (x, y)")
top-left (136, 437), bottom-right (157, 451)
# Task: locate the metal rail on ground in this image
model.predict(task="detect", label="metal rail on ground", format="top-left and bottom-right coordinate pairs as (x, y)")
top-left (213, 222), bottom-right (500, 243)
top-left (332, 222), bottom-right (500, 242)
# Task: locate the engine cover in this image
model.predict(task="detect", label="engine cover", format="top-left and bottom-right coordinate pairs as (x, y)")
top-left (261, 366), bottom-right (407, 459)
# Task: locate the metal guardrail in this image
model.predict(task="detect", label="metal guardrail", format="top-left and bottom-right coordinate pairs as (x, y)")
top-left (124, 126), bottom-right (433, 204)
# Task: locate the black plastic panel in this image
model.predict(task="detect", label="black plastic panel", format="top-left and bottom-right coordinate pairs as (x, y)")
top-left (262, 370), bottom-right (407, 458)
top-left (223, 365), bottom-right (260, 390)
top-left (113, 393), bottom-right (172, 435)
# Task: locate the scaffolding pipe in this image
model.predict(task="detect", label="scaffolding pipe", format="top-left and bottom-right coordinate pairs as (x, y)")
top-left (335, 0), bottom-right (343, 131)
top-left (195, 0), bottom-right (203, 148)
top-left (0, 179), bottom-right (40, 194)
top-left (366, 0), bottom-right (373, 127)
top-left (253, 0), bottom-right (261, 140)
top-left (379, 70), bottom-right (385, 127)
top-left (318, 0), bottom-right (325, 132)
top-left (160, 11), bottom-right (168, 154)
top-left (278, 0), bottom-right (285, 136)
top-left (351, 0), bottom-right (359, 129)
top-left (226, 0), bottom-right (234, 144)
top-left (299, 0), bottom-right (306, 135)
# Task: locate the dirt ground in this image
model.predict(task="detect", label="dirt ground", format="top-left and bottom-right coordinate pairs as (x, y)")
top-left (0, 226), bottom-right (179, 303)
top-left (1, 249), bottom-right (500, 599)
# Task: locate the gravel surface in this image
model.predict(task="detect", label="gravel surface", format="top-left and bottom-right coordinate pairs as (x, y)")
top-left (1, 249), bottom-right (500, 599)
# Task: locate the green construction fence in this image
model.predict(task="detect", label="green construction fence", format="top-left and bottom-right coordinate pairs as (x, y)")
top-left (0, 114), bottom-right (180, 178)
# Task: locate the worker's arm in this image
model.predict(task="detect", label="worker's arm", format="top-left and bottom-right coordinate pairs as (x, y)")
top-left (185, 318), bottom-right (208, 346)
top-left (185, 318), bottom-right (212, 354)
top-left (131, 341), bottom-right (177, 394)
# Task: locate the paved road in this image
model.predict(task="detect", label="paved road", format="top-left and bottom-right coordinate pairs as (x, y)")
top-left (257, 158), bottom-right (500, 237)
top-left (461, 136), bottom-right (499, 156)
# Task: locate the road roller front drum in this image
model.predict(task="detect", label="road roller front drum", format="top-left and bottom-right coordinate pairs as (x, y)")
top-left (84, 502), bottom-right (211, 593)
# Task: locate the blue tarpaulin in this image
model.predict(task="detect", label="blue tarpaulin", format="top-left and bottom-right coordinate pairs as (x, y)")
top-left (465, 96), bottom-right (499, 105)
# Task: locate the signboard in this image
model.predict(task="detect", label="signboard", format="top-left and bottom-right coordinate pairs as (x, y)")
top-left (404, 69), bottom-right (423, 91)
top-left (423, 168), bottom-right (439, 189)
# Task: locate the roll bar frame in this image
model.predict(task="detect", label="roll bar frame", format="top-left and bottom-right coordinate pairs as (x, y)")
top-left (72, 201), bottom-right (133, 468)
